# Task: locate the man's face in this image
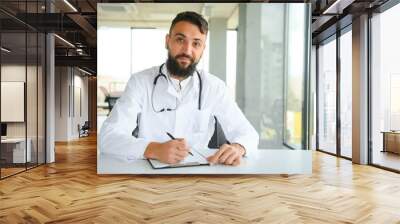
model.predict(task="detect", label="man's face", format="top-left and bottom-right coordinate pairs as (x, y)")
top-left (165, 21), bottom-right (206, 77)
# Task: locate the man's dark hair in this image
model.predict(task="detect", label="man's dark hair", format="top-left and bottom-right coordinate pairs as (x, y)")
top-left (169, 11), bottom-right (208, 35)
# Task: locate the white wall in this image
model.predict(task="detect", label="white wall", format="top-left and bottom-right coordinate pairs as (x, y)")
top-left (55, 66), bottom-right (69, 141)
top-left (72, 73), bottom-right (89, 138)
top-left (55, 67), bottom-right (89, 141)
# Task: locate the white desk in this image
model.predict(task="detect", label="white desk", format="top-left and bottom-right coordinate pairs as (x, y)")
top-left (98, 149), bottom-right (312, 174)
top-left (1, 138), bottom-right (31, 163)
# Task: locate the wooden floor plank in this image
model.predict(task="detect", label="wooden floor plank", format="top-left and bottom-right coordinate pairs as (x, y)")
top-left (0, 135), bottom-right (400, 223)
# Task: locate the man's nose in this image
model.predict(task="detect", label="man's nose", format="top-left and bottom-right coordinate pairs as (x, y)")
top-left (181, 41), bottom-right (192, 55)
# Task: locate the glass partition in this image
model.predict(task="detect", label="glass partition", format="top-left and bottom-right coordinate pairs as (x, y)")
top-left (0, 1), bottom-right (46, 179)
top-left (1, 30), bottom-right (28, 177)
top-left (38, 31), bottom-right (45, 165)
top-left (27, 30), bottom-right (38, 169)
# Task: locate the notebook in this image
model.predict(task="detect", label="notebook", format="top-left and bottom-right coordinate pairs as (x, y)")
top-left (148, 148), bottom-right (210, 169)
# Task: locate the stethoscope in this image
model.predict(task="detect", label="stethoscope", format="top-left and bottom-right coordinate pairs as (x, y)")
top-left (151, 63), bottom-right (202, 113)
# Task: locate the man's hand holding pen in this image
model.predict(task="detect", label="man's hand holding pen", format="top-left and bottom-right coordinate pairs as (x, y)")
top-left (144, 138), bottom-right (190, 164)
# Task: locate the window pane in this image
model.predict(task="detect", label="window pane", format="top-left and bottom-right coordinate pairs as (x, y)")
top-left (226, 30), bottom-right (237, 99)
top-left (97, 27), bottom-right (131, 120)
top-left (258, 4), bottom-right (285, 148)
top-left (284, 4), bottom-right (308, 149)
top-left (371, 4), bottom-right (400, 171)
top-left (340, 30), bottom-right (352, 158)
top-left (318, 38), bottom-right (337, 154)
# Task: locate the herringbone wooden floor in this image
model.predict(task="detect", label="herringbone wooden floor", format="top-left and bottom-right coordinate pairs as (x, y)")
top-left (1, 135), bottom-right (400, 224)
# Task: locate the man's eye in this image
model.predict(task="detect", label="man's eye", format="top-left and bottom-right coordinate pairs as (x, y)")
top-left (176, 38), bottom-right (184, 43)
top-left (193, 42), bottom-right (201, 48)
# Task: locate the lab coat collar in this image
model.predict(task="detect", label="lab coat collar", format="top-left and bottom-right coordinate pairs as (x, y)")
top-left (161, 63), bottom-right (200, 97)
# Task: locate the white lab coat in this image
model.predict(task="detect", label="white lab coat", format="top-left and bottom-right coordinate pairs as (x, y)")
top-left (99, 64), bottom-right (259, 161)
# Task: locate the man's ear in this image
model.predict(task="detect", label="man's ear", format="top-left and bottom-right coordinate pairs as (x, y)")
top-left (165, 34), bottom-right (169, 49)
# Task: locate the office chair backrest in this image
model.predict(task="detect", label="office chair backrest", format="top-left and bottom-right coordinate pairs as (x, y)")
top-left (106, 97), bottom-right (118, 111)
top-left (82, 121), bottom-right (90, 130)
top-left (1, 123), bottom-right (7, 137)
top-left (208, 117), bottom-right (227, 149)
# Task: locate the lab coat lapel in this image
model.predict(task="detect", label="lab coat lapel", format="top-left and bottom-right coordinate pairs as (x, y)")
top-left (185, 70), bottom-right (200, 107)
top-left (161, 64), bottom-right (180, 98)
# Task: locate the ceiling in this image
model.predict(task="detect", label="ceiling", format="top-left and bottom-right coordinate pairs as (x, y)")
top-left (0, 0), bottom-right (98, 74)
top-left (97, 3), bottom-right (239, 29)
top-left (311, 0), bottom-right (391, 44)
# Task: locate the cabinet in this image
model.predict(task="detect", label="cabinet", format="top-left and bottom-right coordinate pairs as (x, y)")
top-left (0, 138), bottom-right (32, 165)
top-left (382, 132), bottom-right (400, 154)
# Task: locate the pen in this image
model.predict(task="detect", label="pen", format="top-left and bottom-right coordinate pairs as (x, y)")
top-left (166, 132), bottom-right (193, 156)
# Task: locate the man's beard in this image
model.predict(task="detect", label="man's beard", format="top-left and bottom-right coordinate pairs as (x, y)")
top-left (166, 52), bottom-right (198, 78)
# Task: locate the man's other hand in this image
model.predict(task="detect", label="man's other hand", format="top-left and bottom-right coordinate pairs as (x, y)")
top-left (207, 143), bottom-right (245, 166)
